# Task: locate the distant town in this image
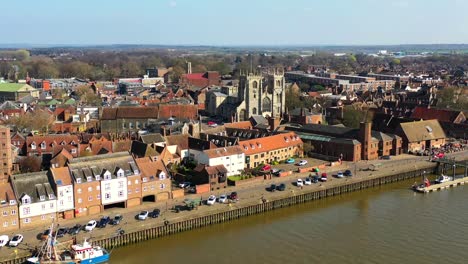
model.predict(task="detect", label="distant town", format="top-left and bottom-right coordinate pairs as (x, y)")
top-left (0, 46), bottom-right (467, 239)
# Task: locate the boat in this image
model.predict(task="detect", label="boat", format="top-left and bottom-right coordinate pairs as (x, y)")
top-left (27, 223), bottom-right (110, 264)
top-left (435, 174), bottom-right (454, 184)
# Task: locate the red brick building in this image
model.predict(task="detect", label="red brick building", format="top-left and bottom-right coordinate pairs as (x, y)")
top-left (180, 71), bottom-right (221, 87)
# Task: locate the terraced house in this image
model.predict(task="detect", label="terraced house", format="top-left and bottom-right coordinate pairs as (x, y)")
top-left (240, 132), bottom-right (303, 169)
top-left (0, 181), bottom-right (18, 232)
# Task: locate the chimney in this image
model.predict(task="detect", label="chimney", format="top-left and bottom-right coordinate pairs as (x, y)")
top-left (359, 122), bottom-right (372, 160)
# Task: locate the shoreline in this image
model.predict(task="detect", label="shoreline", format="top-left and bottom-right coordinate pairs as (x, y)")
top-left (0, 160), bottom-right (440, 264)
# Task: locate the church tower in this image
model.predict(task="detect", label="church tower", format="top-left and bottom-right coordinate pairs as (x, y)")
top-left (239, 72), bottom-right (262, 118)
top-left (267, 69), bottom-right (285, 118)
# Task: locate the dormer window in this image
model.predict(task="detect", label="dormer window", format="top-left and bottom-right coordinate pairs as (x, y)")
top-left (116, 169), bottom-right (124, 178)
top-left (40, 142), bottom-right (46, 149)
top-left (87, 176), bottom-right (92, 182)
top-left (40, 195), bottom-right (45, 201)
top-left (95, 175), bottom-right (100, 181)
top-left (9, 200), bottom-right (16, 206)
top-left (31, 142), bottom-right (36, 150)
top-left (22, 197), bottom-right (30, 204)
top-left (159, 172), bottom-right (166, 180)
top-left (60, 141), bottom-right (66, 146)
top-left (76, 178), bottom-right (82, 184)
top-left (142, 177), bottom-right (148, 183)
top-left (48, 194), bottom-right (55, 199)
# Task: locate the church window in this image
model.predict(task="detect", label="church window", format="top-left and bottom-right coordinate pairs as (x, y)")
top-left (276, 80), bottom-right (281, 86)
top-left (252, 81), bottom-right (258, 89)
top-left (262, 97), bottom-right (271, 112)
top-left (253, 108), bottom-right (257, 115)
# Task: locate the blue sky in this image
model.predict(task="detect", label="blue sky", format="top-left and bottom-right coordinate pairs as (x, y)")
top-left (2, 0), bottom-right (467, 45)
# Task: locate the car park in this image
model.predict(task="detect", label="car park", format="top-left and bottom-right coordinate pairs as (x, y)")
top-left (8, 234), bottom-right (23, 247)
top-left (269, 184), bottom-right (277, 192)
top-left (277, 183), bottom-right (286, 191)
top-left (85, 220), bottom-right (97, 231)
top-left (297, 160), bottom-right (308, 166)
top-left (0, 235), bottom-right (9, 247)
top-left (138, 211), bottom-right (149, 220)
top-left (304, 177), bottom-right (312, 185)
top-left (218, 194), bottom-right (228, 203)
top-left (321, 173), bottom-right (328, 182)
top-left (344, 170), bottom-right (352, 177)
top-left (68, 224), bottom-right (82, 235)
top-left (337, 171), bottom-right (344, 178)
top-left (110, 215), bottom-right (123, 225)
top-left (297, 179), bottom-right (304, 187)
top-left (97, 216), bottom-right (111, 228)
top-left (285, 158), bottom-right (295, 164)
top-left (207, 195), bottom-right (217, 205)
top-left (149, 209), bottom-right (161, 218)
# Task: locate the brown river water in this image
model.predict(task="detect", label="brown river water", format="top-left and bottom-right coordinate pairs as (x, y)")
top-left (110, 176), bottom-right (468, 264)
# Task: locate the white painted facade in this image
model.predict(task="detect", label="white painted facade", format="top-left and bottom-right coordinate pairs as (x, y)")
top-left (198, 152), bottom-right (245, 177)
top-left (18, 194), bottom-right (57, 219)
top-left (56, 185), bottom-right (74, 212)
top-left (100, 169), bottom-right (128, 205)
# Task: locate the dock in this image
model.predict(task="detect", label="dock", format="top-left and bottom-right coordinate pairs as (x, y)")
top-left (415, 176), bottom-right (468, 193)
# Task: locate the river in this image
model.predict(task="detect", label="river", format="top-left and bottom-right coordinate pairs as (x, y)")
top-left (110, 177), bottom-right (468, 264)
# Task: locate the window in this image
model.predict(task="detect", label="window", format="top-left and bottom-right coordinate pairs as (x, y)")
top-left (96, 186), bottom-right (100, 191)
top-left (87, 176), bottom-right (92, 182)
top-left (142, 177), bottom-right (148, 183)
top-left (40, 142), bottom-right (46, 149)
top-left (119, 181), bottom-right (124, 188)
top-left (41, 215), bottom-right (46, 220)
top-left (160, 184), bottom-right (166, 189)
top-left (129, 122), bottom-right (133, 129)
top-left (9, 200), bottom-right (16, 206)
top-left (143, 186), bottom-right (147, 192)
top-left (77, 188), bottom-right (82, 194)
top-left (10, 210), bottom-right (16, 215)
top-left (135, 188), bottom-right (139, 193)
top-left (159, 173), bottom-right (166, 180)
top-left (31, 143), bottom-right (36, 150)
top-left (24, 218), bottom-right (31, 224)
top-left (128, 189), bottom-right (132, 194)
top-left (50, 202), bottom-right (54, 209)
top-left (41, 204), bottom-right (46, 210)
top-left (76, 178), bottom-right (82, 184)
top-left (60, 200), bottom-right (64, 206)
top-left (71, 148), bottom-right (77, 154)
top-left (2, 221), bottom-right (7, 227)
top-left (128, 180), bottom-right (132, 186)
top-left (97, 194), bottom-right (101, 200)
top-left (105, 183), bottom-right (110, 191)
top-left (135, 179), bottom-right (139, 184)
top-left (88, 196), bottom-right (93, 201)
top-left (40, 195), bottom-right (45, 201)
top-left (95, 175), bottom-right (100, 181)
top-left (12, 220), bottom-right (16, 225)
top-left (118, 191), bottom-right (124, 197)
top-left (48, 194), bottom-right (55, 199)
top-left (88, 187), bottom-right (93, 192)
top-left (23, 207), bottom-right (31, 215)
top-left (78, 198), bottom-right (82, 204)
top-left (2, 211), bottom-right (7, 216)
top-left (105, 193), bottom-right (111, 199)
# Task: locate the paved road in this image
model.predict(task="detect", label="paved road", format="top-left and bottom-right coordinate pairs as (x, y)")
top-left (1, 150), bottom-right (467, 261)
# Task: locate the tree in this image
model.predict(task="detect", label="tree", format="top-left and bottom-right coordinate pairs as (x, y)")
top-left (75, 85), bottom-right (102, 106)
top-left (342, 105), bottom-right (365, 128)
top-left (303, 142), bottom-right (315, 157)
top-left (18, 156), bottom-right (42, 173)
top-left (5, 109), bottom-right (54, 133)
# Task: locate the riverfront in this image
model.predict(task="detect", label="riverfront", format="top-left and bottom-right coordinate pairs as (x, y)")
top-left (111, 177), bottom-right (468, 264)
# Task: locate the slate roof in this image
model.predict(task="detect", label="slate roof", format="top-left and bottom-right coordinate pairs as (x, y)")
top-left (140, 133), bottom-right (165, 144)
top-left (398, 119), bottom-right (446, 142)
top-left (0, 101), bottom-right (20, 110)
top-left (10, 171), bottom-right (55, 204)
top-left (68, 152), bottom-right (139, 182)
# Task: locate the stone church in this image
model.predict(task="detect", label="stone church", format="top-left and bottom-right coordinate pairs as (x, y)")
top-left (234, 69), bottom-right (286, 121)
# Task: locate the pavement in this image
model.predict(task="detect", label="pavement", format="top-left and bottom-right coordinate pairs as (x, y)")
top-left (1, 150), bottom-right (467, 261)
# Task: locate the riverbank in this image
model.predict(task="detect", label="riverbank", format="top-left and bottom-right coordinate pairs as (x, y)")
top-left (0, 157), bottom-right (446, 264)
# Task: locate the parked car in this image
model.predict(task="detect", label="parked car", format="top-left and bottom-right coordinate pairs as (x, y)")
top-left (138, 211), bottom-right (149, 220)
top-left (8, 234), bottom-right (23, 247)
top-left (68, 224), bottom-right (82, 235)
top-left (380, 155), bottom-right (391, 160)
top-left (0, 235), bottom-right (9, 247)
top-left (260, 164), bottom-right (271, 172)
top-left (207, 195), bottom-right (217, 205)
top-left (304, 177), bottom-right (312, 185)
top-left (228, 192), bottom-right (238, 201)
top-left (110, 215), bottom-right (123, 225)
top-left (337, 171), bottom-right (344, 178)
top-left (297, 179), bottom-right (304, 187)
top-left (277, 183), bottom-right (286, 191)
top-left (41, 229), bottom-right (51, 240)
top-left (97, 216), bottom-right (111, 228)
top-left (321, 173), bottom-right (328, 182)
top-left (149, 209), bottom-right (161, 218)
top-left (312, 175), bottom-right (320, 183)
top-left (297, 160), bottom-right (308, 166)
top-left (85, 220), bottom-right (97, 231)
top-left (285, 158), bottom-right (295, 164)
top-left (55, 227), bottom-right (69, 238)
top-left (272, 169), bottom-right (284, 176)
top-left (269, 184), bottom-right (277, 192)
top-left (218, 194), bottom-right (228, 203)
top-left (344, 170), bottom-right (352, 177)
top-left (207, 121), bottom-right (217, 127)
top-left (179, 182), bottom-right (192, 188)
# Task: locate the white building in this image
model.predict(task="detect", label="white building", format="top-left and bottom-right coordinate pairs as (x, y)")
top-left (11, 172), bottom-right (57, 227)
top-left (198, 146), bottom-right (245, 177)
top-left (50, 167), bottom-right (74, 218)
top-left (100, 169), bottom-right (128, 205)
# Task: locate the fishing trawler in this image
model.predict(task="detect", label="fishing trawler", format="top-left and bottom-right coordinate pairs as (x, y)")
top-left (27, 223), bottom-right (110, 264)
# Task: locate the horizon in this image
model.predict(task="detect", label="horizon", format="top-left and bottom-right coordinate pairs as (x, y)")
top-left (1, 0), bottom-right (467, 46)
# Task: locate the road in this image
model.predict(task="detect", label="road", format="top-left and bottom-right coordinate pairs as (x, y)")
top-left (1, 150), bottom-right (467, 261)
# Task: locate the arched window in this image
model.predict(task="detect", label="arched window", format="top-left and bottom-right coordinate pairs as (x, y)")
top-left (262, 97), bottom-right (271, 112)
top-left (276, 80), bottom-right (281, 86)
top-left (252, 81), bottom-right (258, 89)
top-left (253, 107), bottom-right (257, 115)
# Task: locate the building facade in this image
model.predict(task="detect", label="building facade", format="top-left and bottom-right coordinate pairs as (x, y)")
top-left (197, 146), bottom-right (245, 176)
top-left (0, 126), bottom-right (12, 182)
top-left (0, 182), bottom-right (19, 232)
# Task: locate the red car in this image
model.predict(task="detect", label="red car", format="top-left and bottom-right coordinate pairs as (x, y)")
top-left (207, 121), bottom-right (217, 127)
top-left (320, 173), bottom-right (328, 182)
top-left (260, 164), bottom-right (271, 171)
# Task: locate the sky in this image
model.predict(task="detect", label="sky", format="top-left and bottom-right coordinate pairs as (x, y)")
top-left (1, 0), bottom-right (467, 46)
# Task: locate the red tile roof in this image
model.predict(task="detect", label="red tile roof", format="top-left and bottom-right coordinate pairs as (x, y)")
top-left (411, 106), bottom-right (464, 123)
top-left (50, 167), bottom-right (72, 186)
top-left (224, 121), bottom-right (253, 130)
top-left (240, 132), bottom-right (303, 155)
top-left (135, 157), bottom-right (169, 180)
